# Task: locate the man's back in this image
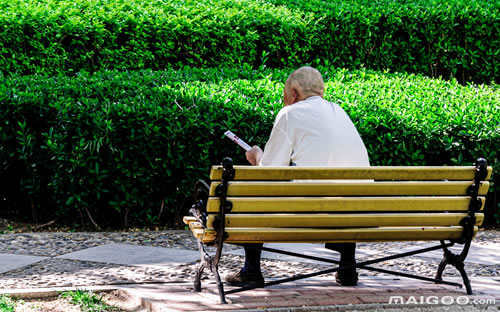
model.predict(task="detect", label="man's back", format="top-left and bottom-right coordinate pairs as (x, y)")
top-left (260, 96), bottom-right (370, 167)
top-left (230, 66), bottom-right (367, 288)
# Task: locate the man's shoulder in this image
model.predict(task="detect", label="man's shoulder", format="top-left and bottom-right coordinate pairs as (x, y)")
top-left (275, 105), bottom-right (293, 120)
top-left (275, 97), bottom-right (341, 120)
top-left (290, 97), bottom-right (339, 114)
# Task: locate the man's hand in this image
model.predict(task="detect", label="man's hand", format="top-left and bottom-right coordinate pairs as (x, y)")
top-left (246, 146), bottom-right (263, 166)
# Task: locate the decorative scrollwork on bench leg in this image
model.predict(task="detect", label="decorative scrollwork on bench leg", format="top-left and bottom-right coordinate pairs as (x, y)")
top-left (194, 240), bottom-right (211, 292)
top-left (211, 251), bottom-right (226, 304)
top-left (210, 157), bottom-right (234, 304)
top-left (435, 158), bottom-right (488, 295)
top-left (435, 245), bottom-right (448, 282)
top-left (456, 261), bottom-right (472, 296)
top-left (435, 239), bottom-right (472, 295)
top-left (190, 180), bottom-right (210, 293)
top-left (194, 265), bottom-right (203, 292)
top-left (190, 157), bottom-right (233, 304)
top-left (193, 237), bottom-right (227, 304)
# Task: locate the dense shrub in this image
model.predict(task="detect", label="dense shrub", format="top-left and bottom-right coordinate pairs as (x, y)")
top-left (0, 67), bottom-right (498, 228)
top-left (0, 0), bottom-right (498, 83)
top-left (269, 0), bottom-right (500, 83)
top-left (0, 0), bottom-right (315, 76)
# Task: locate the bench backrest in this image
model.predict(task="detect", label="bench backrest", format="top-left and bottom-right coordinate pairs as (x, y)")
top-left (189, 165), bottom-right (492, 244)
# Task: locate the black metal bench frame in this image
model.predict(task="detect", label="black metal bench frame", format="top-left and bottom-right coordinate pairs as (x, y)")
top-left (191, 158), bottom-right (488, 304)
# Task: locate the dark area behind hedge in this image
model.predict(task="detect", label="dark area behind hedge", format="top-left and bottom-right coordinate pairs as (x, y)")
top-left (0, 0), bottom-right (498, 83)
top-left (0, 67), bottom-right (498, 228)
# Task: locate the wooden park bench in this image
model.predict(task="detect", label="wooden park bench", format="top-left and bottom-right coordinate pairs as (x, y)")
top-left (184, 158), bottom-right (491, 304)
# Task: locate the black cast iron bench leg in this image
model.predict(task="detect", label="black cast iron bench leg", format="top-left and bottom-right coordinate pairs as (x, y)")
top-left (435, 240), bottom-right (473, 295)
top-left (435, 158), bottom-right (488, 295)
top-left (193, 239), bottom-right (227, 303)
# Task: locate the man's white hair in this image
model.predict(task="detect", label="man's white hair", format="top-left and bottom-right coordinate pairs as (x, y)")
top-left (286, 66), bottom-right (324, 96)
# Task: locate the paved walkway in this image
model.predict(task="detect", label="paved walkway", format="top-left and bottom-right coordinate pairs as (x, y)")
top-left (0, 230), bottom-right (498, 311)
top-left (113, 277), bottom-right (499, 312)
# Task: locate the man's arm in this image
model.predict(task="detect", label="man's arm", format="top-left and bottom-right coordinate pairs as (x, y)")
top-left (246, 146), bottom-right (263, 166)
top-left (246, 109), bottom-right (293, 166)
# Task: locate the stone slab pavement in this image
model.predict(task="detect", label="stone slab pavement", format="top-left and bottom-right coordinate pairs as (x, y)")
top-left (57, 244), bottom-right (200, 267)
top-left (0, 253), bottom-right (47, 274)
top-left (0, 230), bottom-right (498, 311)
top-left (2, 241), bottom-right (493, 276)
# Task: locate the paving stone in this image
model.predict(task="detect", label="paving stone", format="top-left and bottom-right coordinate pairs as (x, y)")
top-left (1, 230), bottom-right (499, 311)
top-left (116, 277), bottom-right (491, 312)
top-left (0, 231), bottom-right (198, 257)
top-left (57, 243), bottom-right (199, 267)
top-left (0, 253), bottom-right (46, 273)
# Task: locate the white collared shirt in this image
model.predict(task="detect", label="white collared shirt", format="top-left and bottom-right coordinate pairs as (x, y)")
top-left (259, 96), bottom-right (370, 167)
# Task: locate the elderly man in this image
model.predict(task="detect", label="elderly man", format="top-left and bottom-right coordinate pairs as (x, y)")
top-left (224, 66), bottom-right (370, 288)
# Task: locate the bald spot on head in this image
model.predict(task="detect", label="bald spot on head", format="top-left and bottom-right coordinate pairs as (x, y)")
top-left (286, 66), bottom-right (324, 98)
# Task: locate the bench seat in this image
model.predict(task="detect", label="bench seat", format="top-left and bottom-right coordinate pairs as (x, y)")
top-left (184, 217), bottom-right (478, 243)
top-left (184, 158), bottom-right (492, 303)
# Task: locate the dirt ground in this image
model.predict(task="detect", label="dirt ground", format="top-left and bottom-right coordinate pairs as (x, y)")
top-left (7, 292), bottom-right (128, 312)
top-left (12, 297), bottom-right (83, 312)
top-left (0, 217), bottom-right (175, 234)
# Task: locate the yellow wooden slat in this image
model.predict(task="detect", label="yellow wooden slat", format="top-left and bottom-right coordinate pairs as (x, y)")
top-left (207, 213), bottom-right (483, 228)
top-left (183, 216), bottom-right (197, 225)
top-left (188, 221), bottom-right (203, 231)
top-left (192, 229), bottom-right (205, 240)
top-left (187, 222), bottom-right (207, 241)
top-left (206, 196), bottom-right (485, 212)
top-left (209, 181), bottom-right (489, 196)
top-left (200, 226), bottom-right (477, 243)
top-left (210, 166), bottom-right (493, 181)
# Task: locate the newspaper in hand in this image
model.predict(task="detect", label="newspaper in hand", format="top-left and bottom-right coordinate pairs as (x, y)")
top-left (224, 130), bottom-right (252, 151)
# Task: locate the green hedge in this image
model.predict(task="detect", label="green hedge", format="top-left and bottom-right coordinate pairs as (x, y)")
top-left (0, 0), bottom-right (498, 83)
top-left (269, 0), bottom-right (500, 83)
top-left (0, 67), bottom-right (498, 227)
